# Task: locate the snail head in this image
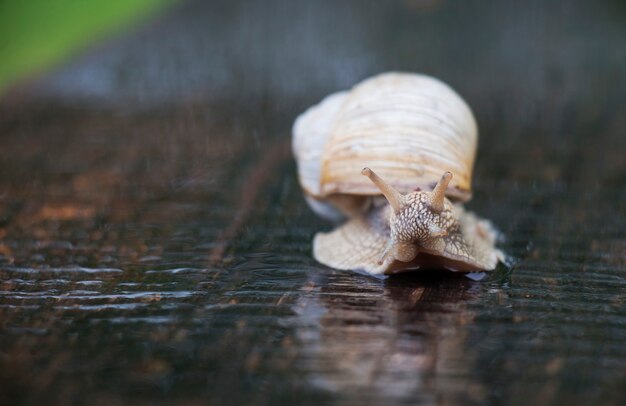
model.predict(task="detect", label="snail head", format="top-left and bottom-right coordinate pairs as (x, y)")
top-left (361, 168), bottom-right (456, 266)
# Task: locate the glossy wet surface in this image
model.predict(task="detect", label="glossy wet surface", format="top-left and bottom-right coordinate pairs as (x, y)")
top-left (1, 0), bottom-right (625, 404)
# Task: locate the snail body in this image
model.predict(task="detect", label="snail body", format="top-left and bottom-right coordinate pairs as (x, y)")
top-left (293, 72), bottom-right (503, 275)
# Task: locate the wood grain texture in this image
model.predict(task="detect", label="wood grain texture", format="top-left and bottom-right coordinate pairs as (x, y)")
top-left (1, 0), bottom-right (625, 404)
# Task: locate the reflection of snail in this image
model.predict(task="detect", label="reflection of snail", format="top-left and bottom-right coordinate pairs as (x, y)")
top-left (293, 72), bottom-right (504, 275)
top-left (293, 271), bottom-right (481, 402)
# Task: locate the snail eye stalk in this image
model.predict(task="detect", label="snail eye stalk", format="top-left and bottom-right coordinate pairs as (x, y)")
top-left (428, 171), bottom-right (453, 213)
top-left (361, 167), bottom-right (406, 214)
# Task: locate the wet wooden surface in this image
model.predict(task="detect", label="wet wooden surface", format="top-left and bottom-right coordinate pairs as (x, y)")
top-left (1, 0), bottom-right (625, 404)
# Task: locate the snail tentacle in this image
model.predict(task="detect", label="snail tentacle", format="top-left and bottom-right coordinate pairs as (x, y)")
top-left (428, 171), bottom-right (453, 213)
top-left (361, 167), bottom-right (407, 214)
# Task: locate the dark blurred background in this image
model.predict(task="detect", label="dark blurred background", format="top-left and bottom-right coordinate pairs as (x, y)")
top-left (0, 0), bottom-right (625, 405)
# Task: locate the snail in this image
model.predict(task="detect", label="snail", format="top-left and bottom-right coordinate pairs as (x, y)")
top-left (292, 72), bottom-right (504, 275)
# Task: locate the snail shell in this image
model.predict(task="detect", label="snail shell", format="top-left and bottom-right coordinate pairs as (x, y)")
top-left (293, 72), bottom-right (503, 275)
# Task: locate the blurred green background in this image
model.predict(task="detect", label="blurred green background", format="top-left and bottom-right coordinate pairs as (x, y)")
top-left (0, 0), bottom-right (173, 95)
